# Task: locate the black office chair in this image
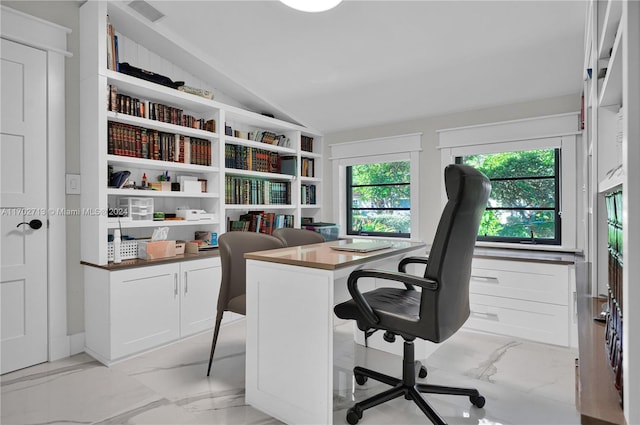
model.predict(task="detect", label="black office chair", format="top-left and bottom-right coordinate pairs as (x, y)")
top-left (334, 164), bottom-right (491, 425)
top-left (272, 227), bottom-right (325, 246)
top-left (206, 231), bottom-right (285, 376)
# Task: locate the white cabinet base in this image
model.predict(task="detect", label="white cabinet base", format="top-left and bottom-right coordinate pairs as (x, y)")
top-left (84, 257), bottom-right (221, 365)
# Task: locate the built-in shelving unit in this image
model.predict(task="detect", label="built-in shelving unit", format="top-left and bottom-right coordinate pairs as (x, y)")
top-left (79, 0), bottom-right (324, 364)
top-left (580, 1), bottom-right (639, 422)
top-left (80, 0), bottom-right (323, 267)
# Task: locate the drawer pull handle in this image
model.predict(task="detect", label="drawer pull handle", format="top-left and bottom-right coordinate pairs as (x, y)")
top-left (471, 275), bottom-right (499, 284)
top-left (471, 311), bottom-right (499, 321)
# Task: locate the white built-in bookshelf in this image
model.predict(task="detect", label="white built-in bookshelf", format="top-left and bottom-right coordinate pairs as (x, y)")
top-left (580, 1), bottom-right (640, 423)
top-left (80, 0), bottom-right (323, 267)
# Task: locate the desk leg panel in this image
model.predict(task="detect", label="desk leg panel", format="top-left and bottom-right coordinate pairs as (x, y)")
top-left (246, 260), bottom-right (334, 424)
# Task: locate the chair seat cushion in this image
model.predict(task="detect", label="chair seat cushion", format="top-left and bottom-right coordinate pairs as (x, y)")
top-left (227, 295), bottom-right (246, 315)
top-left (334, 288), bottom-right (420, 331)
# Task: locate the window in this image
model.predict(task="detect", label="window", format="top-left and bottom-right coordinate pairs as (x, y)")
top-left (331, 133), bottom-right (421, 240)
top-left (456, 148), bottom-right (561, 245)
top-left (346, 161), bottom-right (411, 237)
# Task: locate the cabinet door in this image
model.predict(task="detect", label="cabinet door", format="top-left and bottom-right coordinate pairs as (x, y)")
top-left (180, 258), bottom-right (221, 337)
top-left (110, 264), bottom-right (180, 359)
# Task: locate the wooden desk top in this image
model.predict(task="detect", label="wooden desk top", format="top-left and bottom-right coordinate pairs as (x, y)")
top-left (244, 239), bottom-right (427, 271)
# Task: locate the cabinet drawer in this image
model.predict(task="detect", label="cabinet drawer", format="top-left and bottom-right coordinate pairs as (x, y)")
top-left (465, 293), bottom-right (569, 346)
top-left (470, 258), bottom-right (569, 305)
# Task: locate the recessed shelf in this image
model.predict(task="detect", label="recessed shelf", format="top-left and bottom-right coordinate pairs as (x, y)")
top-left (107, 188), bottom-right (219, 198)
top-left (225, 135), bottom-right (296, 154)
top-left (225, 204), bottom-right (296, 210)
top-left (107, 155), bottom-right (219, 173)
top-left (107, 111), bottom-right (219, 141)
top-left (107, 218), bottom-right (218, 229)
top-left (598, 24), bottom-right (623, 107)
top-left (106, 69), bottom-right (222, 115)
top-left (224, 168), bottom-right (295, 181)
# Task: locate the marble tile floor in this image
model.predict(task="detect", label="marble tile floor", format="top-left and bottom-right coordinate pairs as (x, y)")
top-left (1, 319), bottom-right (580, 425)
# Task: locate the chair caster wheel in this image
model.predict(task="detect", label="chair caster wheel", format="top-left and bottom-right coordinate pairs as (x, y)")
top-left (354, 374), bottom-right (368, 385)
top-left (470, 395), bottom-right (486, 408)
top-left (418, 365), bottom-right (428, 378)
top-left (346, 407), bottom-right (362, 425)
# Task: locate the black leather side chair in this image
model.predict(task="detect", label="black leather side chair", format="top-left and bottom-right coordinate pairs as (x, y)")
top-left (272, 227), bottom-right (325, 246)
top-left (334, 164), bottom-right (491, 425)
top-left (206, 231), bottom-right (285, 376)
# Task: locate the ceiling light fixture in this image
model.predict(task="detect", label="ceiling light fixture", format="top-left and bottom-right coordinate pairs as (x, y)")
top-left (279, 0), bottom-right (342, 13)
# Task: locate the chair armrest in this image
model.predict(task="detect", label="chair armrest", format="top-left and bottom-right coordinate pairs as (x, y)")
top-left (347, 269), bottom-right (438, 325)
top-left (397, 256), bottom-right (429, 290)
top-left (398, 256), bottom-right (429, 273)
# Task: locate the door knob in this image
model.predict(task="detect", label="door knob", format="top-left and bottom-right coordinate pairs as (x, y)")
top-left (16, 219), bottom-right (43, 230)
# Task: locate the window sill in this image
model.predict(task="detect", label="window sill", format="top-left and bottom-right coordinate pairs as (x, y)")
top-left (474, 241), bottom-right (583, 254)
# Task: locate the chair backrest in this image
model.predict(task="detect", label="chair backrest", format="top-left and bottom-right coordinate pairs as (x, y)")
top-left (272, 227), bottom-right (324, 246)
top-left (217, 232), bottom-right (286, 314)
top-left (420, 164), bottom-right (491, 342)
top-left (272, 227), bottom-right (325, 246)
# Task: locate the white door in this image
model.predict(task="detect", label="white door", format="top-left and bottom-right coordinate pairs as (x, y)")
top-left (1, 38), bottom-right (48, 374)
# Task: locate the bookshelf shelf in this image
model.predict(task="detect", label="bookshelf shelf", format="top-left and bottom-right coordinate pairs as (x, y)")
top-left (224, 168), bottom-right (296, 181)
top-left (107, 219), bottom-right (218, 229)
top-left (106, 69), bottom-right (221, 114)
top-left (225, 204), bottom-right (296, 210)
top-left (107, 111), bottom-right (219, 141)
top-left (107, 188), bottom-right (219, 199)
top-left (107, 155), bottom-right (219, 173)
top-left (598, 23), bottom-right (623, 107)
top-left (225, 135), bottom-right (296, 154)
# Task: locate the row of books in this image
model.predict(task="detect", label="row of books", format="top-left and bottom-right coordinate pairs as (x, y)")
top-left (301, 135), bottom-right (314, 153)
top-left (224, 124), bottom-right (291, 148)
top-left (106, 15), bottom-right (119, 72)
top-left (108, 85), bottom-right (216, 133)
top-left (301, 157), bottom-right (315, 177)
top-left (225, 144), bottom-right (281, 174)
top-left (301, 184), bottom-right (317, 205)
top-left (228, 211), bottom-right (294, 234)
top-left (225, 176), bottom-right (291, 205)
top-left (108, 122), bottom-right (212, 166)
top-left (604, 190), bottom-right (623, 399)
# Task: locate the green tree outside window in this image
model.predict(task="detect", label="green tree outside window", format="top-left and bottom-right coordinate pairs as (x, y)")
top-left (458, 148), bottom-right (560, 244)
top-left (347, 161), bottom-right (410, 236)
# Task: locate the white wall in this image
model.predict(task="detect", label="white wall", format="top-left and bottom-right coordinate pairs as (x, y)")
top-left (324, 94), bottom-right (581, 244)
top-left (2, 1), bottom-right (580, 336)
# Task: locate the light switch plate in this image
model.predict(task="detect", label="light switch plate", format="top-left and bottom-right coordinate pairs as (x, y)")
top-left (66, 174), bottom-right (81, 194)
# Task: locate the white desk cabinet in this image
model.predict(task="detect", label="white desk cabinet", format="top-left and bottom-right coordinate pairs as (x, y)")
top-left (464, 257), bottom-right (577, 347)
top-left (84, 256), bottom-right (220, 364)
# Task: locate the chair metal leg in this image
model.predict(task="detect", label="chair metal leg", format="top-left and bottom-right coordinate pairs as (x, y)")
top-left (206, 310), bottom-right (224, 376)
top-left (407, 386), bottom-right (447, 425)
top-left (354, 366), bottom-right (401, 387)
top-left (346, 340), bottom-right (484, 425)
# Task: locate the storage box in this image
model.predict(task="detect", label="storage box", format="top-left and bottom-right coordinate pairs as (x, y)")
top-left (304, 223), bottom-right (339, 241)
top-left (137, 240), bottom-right (176, 260)
top-left (119, 198), bottom-right (154, 221)
top-left (175, 241), bottom-right (186, 255)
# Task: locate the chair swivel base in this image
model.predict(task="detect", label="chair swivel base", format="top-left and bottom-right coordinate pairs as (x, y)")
top-left (346, 341), bottom-right (485, 425)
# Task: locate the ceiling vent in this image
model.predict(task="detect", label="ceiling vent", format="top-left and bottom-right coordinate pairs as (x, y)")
top-left (128, 1), bottom-right (165, 23)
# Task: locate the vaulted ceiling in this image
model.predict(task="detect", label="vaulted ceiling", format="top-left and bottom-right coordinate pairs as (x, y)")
top-left (127, 0), bottom-right (587, 134)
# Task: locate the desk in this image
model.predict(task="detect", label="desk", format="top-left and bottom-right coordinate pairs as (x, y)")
top-left (244, 239), bottom-right (426, 424)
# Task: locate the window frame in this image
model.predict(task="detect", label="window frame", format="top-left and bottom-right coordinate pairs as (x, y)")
top-left (440, 134), bottom-right (579, 251)
top-left (346, 161), bottom-right (412, 238)
top-left (330, 133), bottom-right (422, 240)
top-left (455, 148), bottom-right (562, 245)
